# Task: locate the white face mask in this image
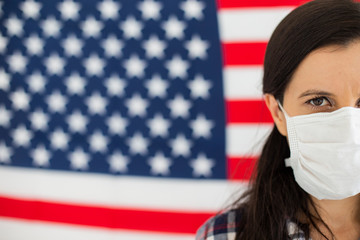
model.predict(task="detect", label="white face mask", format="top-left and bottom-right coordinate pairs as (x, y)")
top-left (278, 102), bottom-right (360, 200)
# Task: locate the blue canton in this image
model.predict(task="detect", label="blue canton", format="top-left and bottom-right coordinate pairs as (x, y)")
top-left (0, 0), bottom-right (226, 179)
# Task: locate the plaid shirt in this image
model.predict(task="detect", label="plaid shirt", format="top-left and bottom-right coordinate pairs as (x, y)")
top-left (195, 209), bottom-right (307, 240)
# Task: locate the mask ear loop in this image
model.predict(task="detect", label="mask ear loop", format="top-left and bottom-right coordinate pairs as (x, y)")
top-left (276, 100), bottom-right (293, 167)
top-left (276, 100), bottom-right (289, 118)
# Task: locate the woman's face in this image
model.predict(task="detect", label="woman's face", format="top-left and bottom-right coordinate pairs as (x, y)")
top-left (265, 40), bottom-right (360, 136)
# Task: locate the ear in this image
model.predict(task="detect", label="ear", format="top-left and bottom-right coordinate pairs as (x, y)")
top-left (264, 94), bottom-right (287, 136)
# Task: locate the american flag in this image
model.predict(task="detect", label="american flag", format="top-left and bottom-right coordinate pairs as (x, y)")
top-left (0, 0), bottom-right (307, 239)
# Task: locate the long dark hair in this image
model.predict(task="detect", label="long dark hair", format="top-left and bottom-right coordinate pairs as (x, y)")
top-left (234, 0), bottom-right (360, 239)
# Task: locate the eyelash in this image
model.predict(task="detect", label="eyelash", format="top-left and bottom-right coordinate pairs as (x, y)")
top-left (305, 97), bottom-right (360, 110)
top-left (305, 96), bottom-right (332, 108)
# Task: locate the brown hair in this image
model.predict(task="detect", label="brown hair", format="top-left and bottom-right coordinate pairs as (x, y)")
top-left (234, 0), bottom-right (360, 239)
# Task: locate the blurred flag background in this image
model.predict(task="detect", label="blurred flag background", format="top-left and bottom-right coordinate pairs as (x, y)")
top-left (0, 0), bottom-right (308, 239)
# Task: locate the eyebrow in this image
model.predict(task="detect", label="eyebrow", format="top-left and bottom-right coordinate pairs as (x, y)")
top-left (298, 89), bottom-right (335, 99)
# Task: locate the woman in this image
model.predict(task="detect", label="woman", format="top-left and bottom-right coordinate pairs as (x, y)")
top-left (196, 0), bottom-right (360, 239)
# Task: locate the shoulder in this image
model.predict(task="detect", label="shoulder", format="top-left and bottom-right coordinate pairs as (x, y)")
top-left (195, 209), bottom-right (242, 240)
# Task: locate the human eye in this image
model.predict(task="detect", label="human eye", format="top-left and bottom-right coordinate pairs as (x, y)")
top-left (305, 96), bottom-right (331, 108)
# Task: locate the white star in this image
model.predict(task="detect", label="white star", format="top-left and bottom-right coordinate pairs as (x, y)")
top-left (11, 89), bottom-right (30, 110)
top-left (83, 54), bottom-right (105, 76)
top-left (147, 114), bottom-right (170, 137)
top-left (0, 69), bottom-right (10, 91)
top-left (180, 0), bottom-right (205, 20)
top-left (138, 0), bottom-right (162, 20)
top-left (50, 129), bottom-right (69, 150)
top-left (81, 17), bottom-right (103, 38)
top-left (47, 91), bottom-right (67, 113)
top-left (127, 132), bottom-right (149, 155)
top-left (12, 125), bottom-right (33, 147)
top-left (67, 110), bottom-right (88, 133)
top-left (148, 152), bottom-right (172, 176)
top-left (190, 153), bottom-right (215, 177)
top-left (106, 113), bottom-right (128, 135)
top-left (167, 95), bottom-right (191, 118)
top-left (27, 71), bottom-right (46, 93)
top-left (162, 16), bottom-right (185, 39)
top-left (5, 15), bottom-right (24, 37)
top-left (25, 34), bottom-right (44, 56)
top-left (62, 35), bottom-right (83, 57)
top-left (108, 151), bottom-right (129, 173)
top-left (125, 94), bottom-right (149, 117)
top-left (185, 35), bottom-right (209, 59)
top-left (190, 114), bottom-right (214, 138)
top-left (165, 55), bottom-right (189, 79)
top-left (105, 75), bottom-right (126, 96)
top-left (102, 35), bottom-right (123, 57)
top-left (20, 0), bottom-right (42, 19)
top-left (0, 34), bottom-right (8, 53)
top-left (7, 51), bottom-right (27, 73)
top-left (41, 17), bottom-right (62, 37)
top-left (120, 16), bottom-right (143, 39)
top-left (188, 74), bottom-right (212, 99)
top-left (145, 74), bottom-right (168, 98)
top-left (0, 142), bottom-right (12, 164)
top-left (65, 72), bottom-right (86, 95)
top-left (58, 0), bottom-right (80, 20)
top-left (86, 92), bottom-right (107, 115)
top-left (69, 148), bottom-right (89, 170)
top-left (0, 105), bottom-right (11, 127)
top-left (45, 53), bottom-right (65, 75)
top-left (143, 35), bottom-right (166, 59)
top-left (89, 131), bottom-right (108, 153)
top-left (169, 134), bottom-right (192, 157)
top-left (123, 55), bottom-right (146, 78)
top-left (30, 109), bottom-right (49, 131)
top-left (32, 145), bottom-right (51, 167)
top-left (98, 0), bottom-right (120, 19)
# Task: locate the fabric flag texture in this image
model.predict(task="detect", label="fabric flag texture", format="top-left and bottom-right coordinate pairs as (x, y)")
top-left (0, 0), bottom-right (309, 239)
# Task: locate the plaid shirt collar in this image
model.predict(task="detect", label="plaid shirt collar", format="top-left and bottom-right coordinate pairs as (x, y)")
top-left (196, 209), bottom-right (308, 240)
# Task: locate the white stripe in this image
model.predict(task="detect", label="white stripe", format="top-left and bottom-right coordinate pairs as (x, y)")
top-left (224, 66), bottom-right (263, 99)
top-left (0, 166), bottom-right (247, 212)
top-left (226, 124), bottom-right (273, 156)
top-left (218, 7), bottom-right (293, 42)
top-left (0, 218), bottom-right (194, 240)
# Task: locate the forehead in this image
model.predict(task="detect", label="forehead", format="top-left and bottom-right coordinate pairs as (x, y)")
top-left (284, 40), bottom-right (360, 96)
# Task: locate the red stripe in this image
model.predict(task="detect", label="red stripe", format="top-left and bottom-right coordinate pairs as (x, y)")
top-left (226, 100), bottom-right (273, 123)
top-left (227, 156), bottom-right (257, 180)
top-left (217, 0), bottom-right (310, 9)
top-left (222, 42), bottom-right (267, 66)
top-left (0, 196), bottom-right (213, 234)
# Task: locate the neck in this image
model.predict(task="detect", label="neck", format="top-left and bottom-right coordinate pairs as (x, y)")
top-left (309, 194), bottom-right (360, 239)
